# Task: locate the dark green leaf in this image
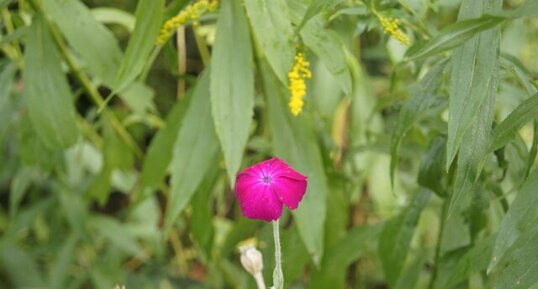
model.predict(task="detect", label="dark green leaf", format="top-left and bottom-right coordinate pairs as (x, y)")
top-left (418, 137), bottom-right (448, 197)
top-left (211, 0), bottom-right (255, 185)
top-left (394, 256), bottom-right (426, 289)
top-left (379, 190), bottom-right (431, 287)
top-left (23, 14), bottom-right (79, 149)
top-left (263, 61), bottom-right (327, 265)
top-left (190, 167), bottom-right (218, 260)
top-left (91, 216), bottom-right (145, 258)
top-left (390, 63), bottom-right (445, 185)
top-left (445, 0), bottom-right (501, 169)
top-left (311, 224), bottom-right (382, 289)
top-left (41, 0), bottom-right (123, 86)
top-left (489, 169), bottom-right (538, 272)
top-left (141, 96), bottom-right (191, 189)
top-left (490, 93), bottom-right (538, 152)
top-left (245, 0), bottom-right (295, 84)
top-left (165, 70), bottom-right (219, 233)
top-left (114, 0), bottom-right (164, 92)
top-left (0, 242), bottom-right (45, 287)
top-left (406, 15), bottom-right (504, 61)
top-left (444, 237), bottom-right (495, 288)
top-left (49, 236), bottom-right (78, 289)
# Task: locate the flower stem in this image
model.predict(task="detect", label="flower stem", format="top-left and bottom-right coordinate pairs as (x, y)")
top-left (272, 220), bottom-right (284, 289)
top-left (254, 272), bottom-right (267, 289)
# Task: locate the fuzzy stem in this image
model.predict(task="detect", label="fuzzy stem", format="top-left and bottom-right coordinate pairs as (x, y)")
top-left (254, 272), bottom-right (267, 289)
top-left (272, 220), bottom-right (284, 289)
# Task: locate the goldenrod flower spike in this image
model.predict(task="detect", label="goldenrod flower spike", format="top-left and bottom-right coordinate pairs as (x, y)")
top-left (155, 0), bottom-right (220, 46)
top-left (287, 52), bottom-right (311, 116)
top-left (378, 15), bottom-right (410, 45)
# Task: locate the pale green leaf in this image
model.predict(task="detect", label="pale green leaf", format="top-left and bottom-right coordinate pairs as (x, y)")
top-left (91, 7), bottom-right (135, 32)
top-left (379, 190), bottom-right (431, 287)
top-left (114, 0), bottom-right (164, 92)
top-left (91, 216), bottom-right (145, 258)
top-left (41, 0), bottom-right (123, 86)
top-left (263, 61), bottom-right (327, 265)
top-left (165, 70), bottom-right (219, 232)
top-left (390, 63), bottom-right (445, 185)
top-left (23, 15), bottom-right (79, 149)
top-left (446, 0), bottom-right (501, 169)
top-left (245, 0), bottom-right (295, 84)
top-left (210, 0), bottom-right (255, 186)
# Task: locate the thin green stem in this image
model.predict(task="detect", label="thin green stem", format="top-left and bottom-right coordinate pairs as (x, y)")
top-left (272, 220), bottom-right (284, 289)
top-left (193, 25), bottom-right (211, 66)
top-left (428, 201), bottom-right (448, 289)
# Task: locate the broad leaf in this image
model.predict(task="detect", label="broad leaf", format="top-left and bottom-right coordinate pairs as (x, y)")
top-left (263, 61), bottom-right (327, 265)
top-left (390, 63), bottom-right (445, 185)
top-left (445, 0), bottom-right (501, 169)
top-left (23, 15), bottom-right (78, 149)
top-left (141, 96), bottom-right (191, 189)
top-left (114, 0), bottom-right (164, 92)
top-left (244, 0), bottom-right (295, 84)
top-left (41, 0), bottom-right (123, 86)
top-left (379, 190), bottom-right (431, 287)
top-left (210, 0), bottom-right (255, 186)
top-left (165, 71), bottom-right (219, 232)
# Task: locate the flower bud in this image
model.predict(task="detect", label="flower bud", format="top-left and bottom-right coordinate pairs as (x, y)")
top-left (239, 244), bottom-right (263, 275)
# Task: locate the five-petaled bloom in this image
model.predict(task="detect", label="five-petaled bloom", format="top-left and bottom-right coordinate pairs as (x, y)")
top-left (235, 157), bottom-right (307, 222)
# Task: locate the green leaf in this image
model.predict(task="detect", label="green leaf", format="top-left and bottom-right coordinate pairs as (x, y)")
top-left (505, 0), bottom-right (538, 18)
top-left (406, 15), bottom-right (504, 61)
top-left (190, 167), bottom-right (219, 260)
top-left (23, 15), bottom-right (79, 149)
top-left (390, 63), bottom-right (445, 185)
top-left (379, 190), bottom-right (431, 287)
top-left (244, 0), bottom-right (294, 84)
top-left (445, 0), bottom-right (501, 169)
top-left (141, 96), bottom-right (191, 189)
top-left (114, 0), bottom-right (164, 92)
top-left (58, 187), bottom-right (88, 238)
top-left (9, 167), bottom-right (36, 218)
top-left (443, 237), bottom-right (495, 288)
top-left (41, 0), bottom-right (123, 86)
top-left (0, 62), bottom-right (16, 106)
top-left (394, 256), bottom-right (426, 289)
top-left (91, 7), bottom-right (136, 32)
top-left (0, 242), bottom-right (45, 287)
top-left (91, 216), bottom-right (145, 258)
top-left (489, 169), bottom-right (538, 272)
top-left (310, 224), bottom-right (382, 289)
top-left (49, 236), bottom-right (78, 289)
top-left (490, 93), bottom-right (538, 152)
top-left (491, 229), bottom-right (538, 289)
top-left (296, 0), bottom-right (341, 32)
top-left (418, 137), bottom-right (448, 197)
top-left (165, 70), bottom-right (219, 233)
top-left (210, 0), bottom-right (255, 185)
top-left (263, 61), bottom-right (327, 265)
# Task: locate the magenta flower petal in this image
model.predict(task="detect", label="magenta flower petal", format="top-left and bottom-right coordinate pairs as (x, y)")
top-left (236, 172), bottom-right (283, 222)
top-left (235, 157), bottom-right (308, 222)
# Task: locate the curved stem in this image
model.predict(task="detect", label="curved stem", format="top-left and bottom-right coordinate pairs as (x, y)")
top-left (272, 220), bottom-right (284, 289)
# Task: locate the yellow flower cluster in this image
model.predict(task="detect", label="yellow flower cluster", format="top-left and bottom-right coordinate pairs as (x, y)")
top-left (155, 0), bottom-right (219, 45)
top-left (287, 52), bottom-right (311, 116)
top-left (379, 16), bottom-right (410, 45)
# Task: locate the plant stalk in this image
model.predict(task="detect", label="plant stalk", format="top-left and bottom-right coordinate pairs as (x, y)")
top-left (272, 219), bottom-right (284, 289)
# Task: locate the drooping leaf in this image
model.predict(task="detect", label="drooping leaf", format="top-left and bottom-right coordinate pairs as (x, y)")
top-left (379, 190), bottom-right (431, 287)
top-left (210, 0), bottom-right (255, 186)
top-left (244, 0), bottom-right (295, 84)
top-left (114, 0), bottom-right (164, 92)
top-left (91, 7), bottom-right (136, 32)
top-left (418, 137), bottom-right (448, 197)
top-left (263, 61), bottom-right (327, 265)
top-left (390, 63), bottom-right (445, 185)
top-left (23, 14), bottom-right (79, 149)
top-left (406, 15), bottom-right (504, 61)
top-left (165, 70), bottom-right (219, 233)
top-left (310, 224), bottom-right (382, 289)
top-left (41, 0), bottom-right (123, 86)
top-left (489, 169), bottom-right (538, 272)
top-left (489, 93), bottom-right (538, 151)
top-left (443, 237), bottom-right (495, 288)
top-left (141, 96), bottom-right (191, 189)
top-left (445, 0), bottom-right (501, 169)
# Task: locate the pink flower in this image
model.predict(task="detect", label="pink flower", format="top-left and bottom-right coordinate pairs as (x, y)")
top-left (235, 157), bottom-right (308, 222)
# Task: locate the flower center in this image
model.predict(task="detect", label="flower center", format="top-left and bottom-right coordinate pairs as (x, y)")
top-left (262, 175), bottom-right (272, 184)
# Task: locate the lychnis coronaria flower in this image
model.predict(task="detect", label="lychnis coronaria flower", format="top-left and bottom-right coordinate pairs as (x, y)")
top-left (235, 157), bottom-right (307, 222)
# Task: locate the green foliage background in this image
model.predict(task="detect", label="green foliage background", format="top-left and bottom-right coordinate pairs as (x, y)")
top-left (0, 0), bottom-right (537, 288)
